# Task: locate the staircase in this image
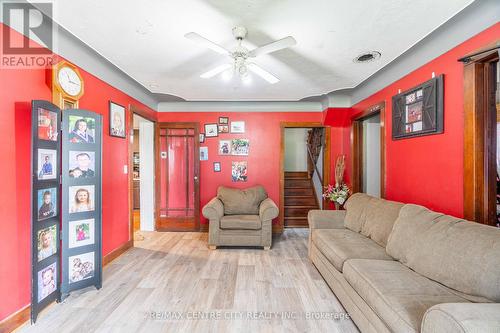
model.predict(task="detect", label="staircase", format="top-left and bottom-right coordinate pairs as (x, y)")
top-left (284, 171), bottom-right (319, 227)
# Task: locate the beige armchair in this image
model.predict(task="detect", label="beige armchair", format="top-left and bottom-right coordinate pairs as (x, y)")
top-left (202, 186), bottom-right (278, 250)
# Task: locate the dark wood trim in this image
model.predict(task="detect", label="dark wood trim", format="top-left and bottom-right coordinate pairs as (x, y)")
top-left (351, 102), bottom-right (386, 197)
top-left (0, 305), bottom-right (30, 333)
top-left (155, 122), bottom-right (200, 231)
top-left (102, 240), bottom-right (134, 266)
top-left (128, 104), bottom-right (157, 240)
top-left (278, 122), bottom-right (330, 234)
top-left (463, 50), bottom-right (498, 226)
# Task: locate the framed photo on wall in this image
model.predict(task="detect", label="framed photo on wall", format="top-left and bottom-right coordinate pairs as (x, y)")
top-left (199, 133), bottom-right (205, 143)
top-left (218, 125), bottom-right (229, 133)
top-left (230, 121), bottom-right (245, 133)
top-left (109, 101), bottom-right (126, 138)
top-left (213, 162), bottom-right (221, 172)
top-left (219, 117), bottom-right (229, 124)
top-left (205, 123), bottom-right (218, 137)
top-left (392, 75), bottom-right (444, 139)
top-left (218, 140), bottom-right (231, 155)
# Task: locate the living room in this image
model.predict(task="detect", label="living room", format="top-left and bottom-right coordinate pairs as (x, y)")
top-left (1, 1), bottom-right (499, 332)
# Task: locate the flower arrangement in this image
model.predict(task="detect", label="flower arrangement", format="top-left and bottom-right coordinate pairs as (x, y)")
top-left (323, 154), bottom-right (350, 208)
top-left (323, 183), bottom-right (350, 206)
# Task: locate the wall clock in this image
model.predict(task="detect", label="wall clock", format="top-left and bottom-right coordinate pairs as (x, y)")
top-left (51, 60), bottom-right (84, 109)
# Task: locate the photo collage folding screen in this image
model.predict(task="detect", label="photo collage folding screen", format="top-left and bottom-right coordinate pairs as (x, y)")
top-left (31, 100), bottom-right (62, 323)
top-left (31, 102), bottom-right (103, 322)
top-left (61, 109), bottom-right (102, 297)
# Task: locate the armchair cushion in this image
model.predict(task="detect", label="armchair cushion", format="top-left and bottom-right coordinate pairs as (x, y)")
top-left (217, 185), bottom-right (267, 215)
top-left (202, 197), bottom-right (224, 220)
top-left (220, 215), bottom-right (261, 230)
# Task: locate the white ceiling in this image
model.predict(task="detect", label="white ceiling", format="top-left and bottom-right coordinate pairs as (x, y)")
top-left (52, 0), bottom-right (474, 101)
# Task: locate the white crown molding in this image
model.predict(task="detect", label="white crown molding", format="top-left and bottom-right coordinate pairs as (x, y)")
top-left (157, 101), bottom-right (323, 112)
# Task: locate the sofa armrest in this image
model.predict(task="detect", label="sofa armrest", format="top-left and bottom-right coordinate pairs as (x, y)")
top-left (308, 210), bottom-right (346, 230)
top-left (259, 198), bottom-right (279, 221)
top-left (202, 197), bottom-right (224, 220)
top-left (422, 303), bottom-right (500, 333)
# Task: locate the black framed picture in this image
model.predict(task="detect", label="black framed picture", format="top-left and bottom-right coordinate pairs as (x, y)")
top-left (392, 75), bottom-right (444, 139)
top-left (219, 117), bottom-right (229, 124)
top-left (213, 162), bottom-right (221, 172)
top-left (204, 123), bottom-right (218, 137)
top-left (199, 133), bottom-right (205, 143)
top-left (109, 101), bottom-right (126, 138)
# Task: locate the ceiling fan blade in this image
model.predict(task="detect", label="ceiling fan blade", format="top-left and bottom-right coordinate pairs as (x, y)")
top-left (248, 36), bottom-right (296, 57)
top-left (200, 64), bottom-right (232, 79)
top-left (184, 32), bottom-right (231, 56)
top-left (247, 63), bottom-right (279, 84)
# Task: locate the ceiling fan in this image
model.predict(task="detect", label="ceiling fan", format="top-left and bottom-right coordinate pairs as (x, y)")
top-left (185, 26), bottom-right (296, 84)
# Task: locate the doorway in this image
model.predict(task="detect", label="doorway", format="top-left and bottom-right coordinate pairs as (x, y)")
top-left (279, 122), bottom-right (331, 233)
top-left (156, 122), bottom-right (200, 231)
top-left (129, 110), bottom-right (156, 238)
top-left (463, 47), bottom-right (499, 227)
top-left (352, 103), bottom-right (386, 197)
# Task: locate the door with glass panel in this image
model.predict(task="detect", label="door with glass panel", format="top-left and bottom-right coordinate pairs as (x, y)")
top-left (156, 123), bottom-right (199, 231)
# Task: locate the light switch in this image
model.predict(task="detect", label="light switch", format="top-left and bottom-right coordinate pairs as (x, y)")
top-left (123, 165), bottom-right (128, 174)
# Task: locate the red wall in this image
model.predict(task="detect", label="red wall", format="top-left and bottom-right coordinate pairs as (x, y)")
top-left (157, 112), bottom-right (324, 224)
top-left (324, 23), bottom-right (500, 217)
top-left (0, 23), bottom-right (156, 322)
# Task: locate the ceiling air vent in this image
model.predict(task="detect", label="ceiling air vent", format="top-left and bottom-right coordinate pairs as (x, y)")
top-left (354, 51), bottom-right (381, 63)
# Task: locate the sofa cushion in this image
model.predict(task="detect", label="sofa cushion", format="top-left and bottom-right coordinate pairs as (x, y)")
top-left (311, 229), bottom-right (393, 272)
top-left (386, 204), bottom-right (500, 302)
top-left (344, 193), bottom-right (403, 247)
top-left (217, 186), bottom-right (267, 215)
top-left (343, 259), bottom-right (470, 333)
top-left (220, 215), bottom-right (261, 230)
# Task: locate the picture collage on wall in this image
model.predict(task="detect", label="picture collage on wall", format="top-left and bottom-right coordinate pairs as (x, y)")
top-left (31, 101), bottom-right (62, 323)
top-left (61, 109), bottom-right (102, 297)
top-left (404, 89), bottom-right (423, 133)
top-left (201, 117), bottom-right (249, 181)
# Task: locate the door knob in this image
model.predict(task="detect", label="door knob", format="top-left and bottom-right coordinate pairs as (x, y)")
top-left (194, 176), bottom-right (198, 180)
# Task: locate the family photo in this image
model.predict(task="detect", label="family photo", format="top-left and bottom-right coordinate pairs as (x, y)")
top-left (68, 219), bottom-right (95, 248)
top-left (37, 108), bottom-right (58, 141)
top-left (37, 149), bottom-right (57, 180)
top-left (37, 263), bottom-right (56, 302)
top-left (231, 161), bottom-right (248, 182)
top-left (69, 151), bottom-right (95, 178)
top-left (69, 252), bottom-right (95, 283)
top-left (69, 185), bottom-right (95, 213)
top-left (37, 225), bottom-right (57, 261)
top-left (69, 116), bottom-right (95, 143)
top-left (37, 188), bottom-right (57, 221)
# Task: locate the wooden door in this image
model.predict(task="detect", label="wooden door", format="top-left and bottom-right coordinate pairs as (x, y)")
top-left (156, 122), bottom-right (200, 231)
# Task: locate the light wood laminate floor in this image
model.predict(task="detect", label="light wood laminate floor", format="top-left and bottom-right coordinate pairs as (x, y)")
top-left (19, 229), bottom-right (359, 333)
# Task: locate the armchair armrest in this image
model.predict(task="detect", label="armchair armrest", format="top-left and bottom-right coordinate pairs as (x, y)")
top-left (308, 210), bottom-right (346, 230)
top-left (259, 198), bottom-right (279, 221)
top-left (422, 303), bottom-right (500, 333)
top-left (202, 197), bottom-right (224, 220)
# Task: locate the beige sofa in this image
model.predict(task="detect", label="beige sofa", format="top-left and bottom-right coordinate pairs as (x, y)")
top-left (308, 193), bottom-right (500, 333)
top-left (202, 185), bottom-right (278, 249)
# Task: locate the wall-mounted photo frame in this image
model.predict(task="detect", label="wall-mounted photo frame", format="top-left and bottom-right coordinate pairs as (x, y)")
top-left (213, 162), bottom-right (221, 172)
top-left (199, 133), bottom-right (205, 143)
top-left (109, 101), bottom-right (126, 138)
top-left (205, 123), bottom-right (218, 137)
top-left (219, 117), bottom-right (229, 124)
top-left (230, 121), bottom-right (245, 133)
top-left (392, 75), bottom-right (444, 139)
top-left (218, 140), bottom-right (231, 155)
top-left (218, 125), bottom-right (229, 133)
top-left (200, 147), bottom-right (209, 161)
top-left (232, 161), bottom-right (248, 182)
top-left (231, 139), bottom-right (250, 156)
